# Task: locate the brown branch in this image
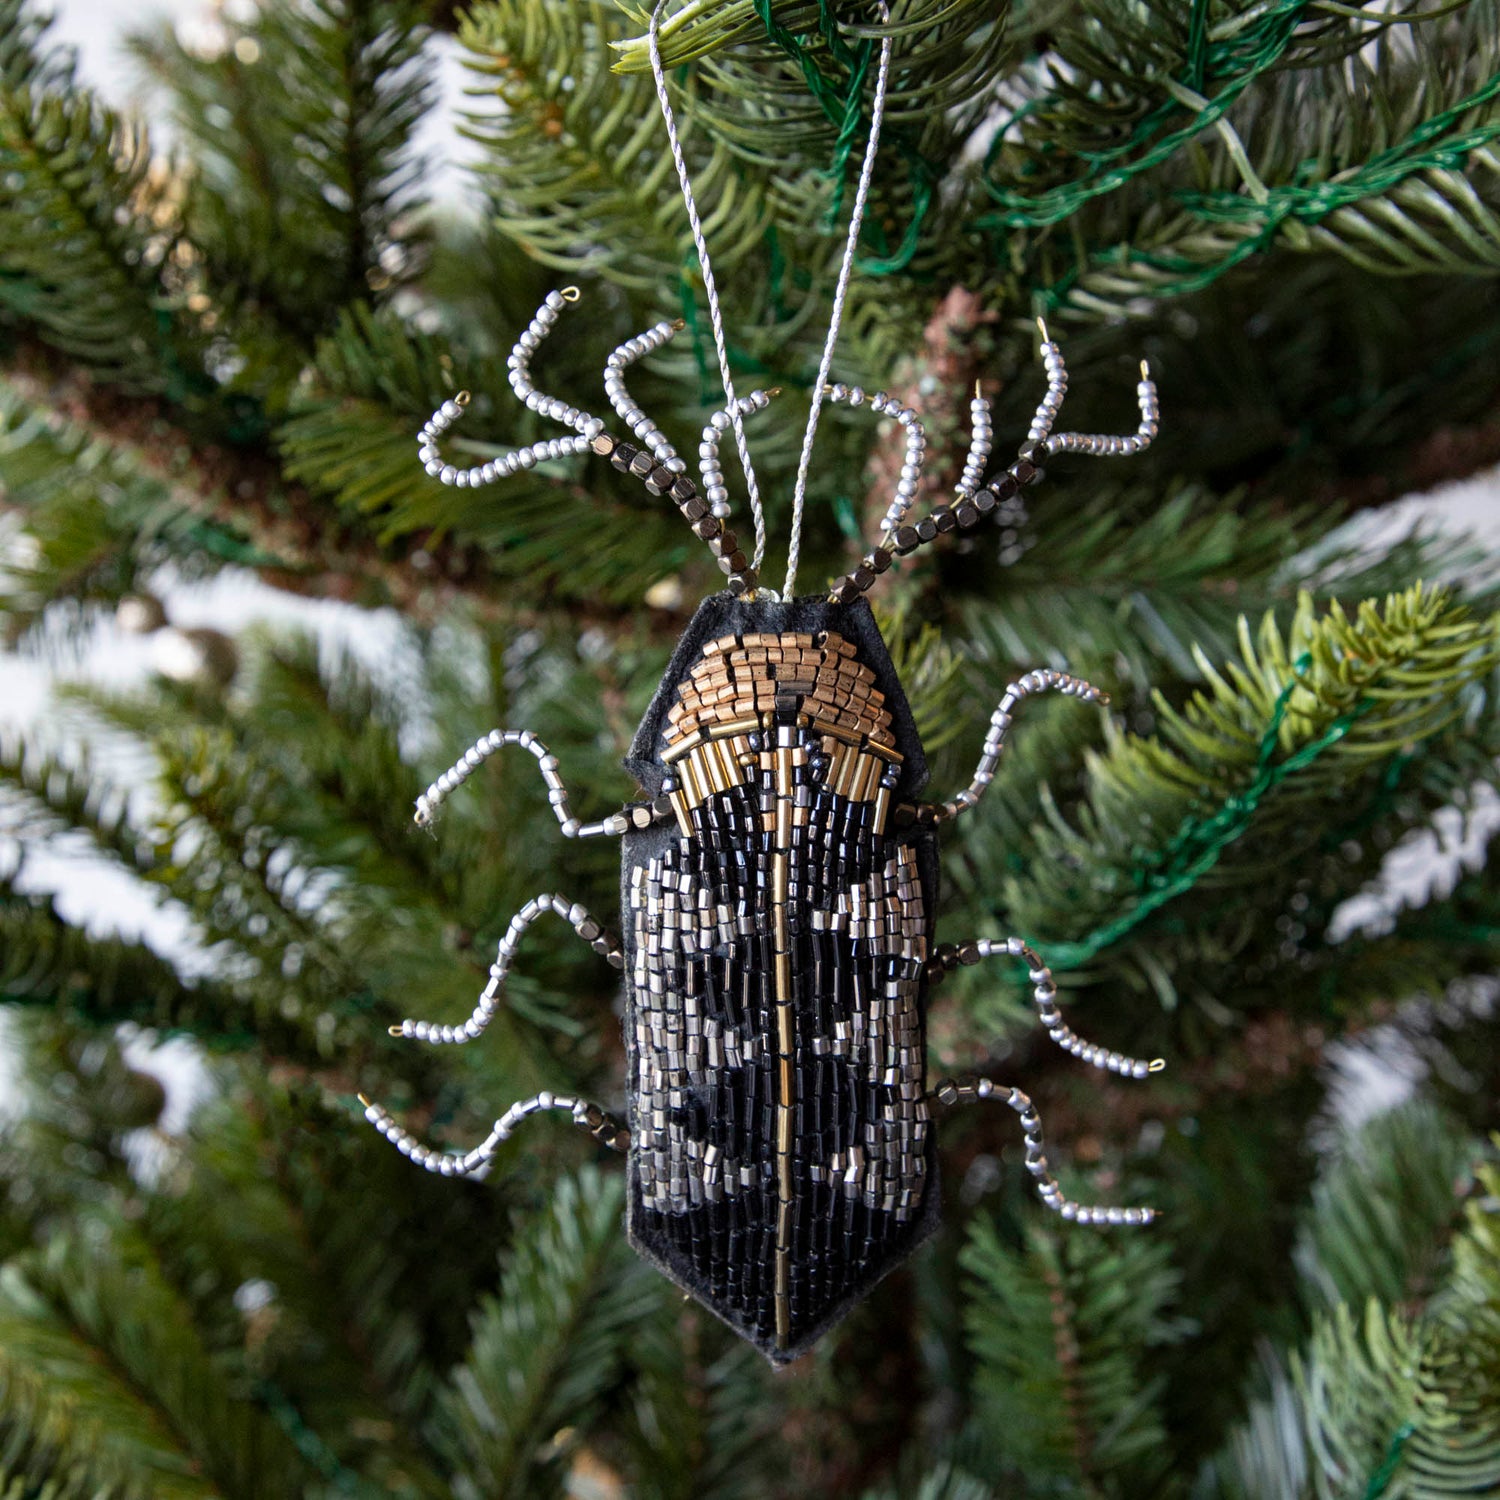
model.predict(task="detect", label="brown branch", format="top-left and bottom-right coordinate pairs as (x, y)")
top-left (854, 286), bottom-right (1000, 547)
top-left (1, 338), bottom-right (696, 638)
top-left (1039, 1240), bottom-right (1096, 1484)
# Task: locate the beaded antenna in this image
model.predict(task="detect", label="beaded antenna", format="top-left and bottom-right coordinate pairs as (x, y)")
top-left (362, 4), bottom-right (1164, 1364)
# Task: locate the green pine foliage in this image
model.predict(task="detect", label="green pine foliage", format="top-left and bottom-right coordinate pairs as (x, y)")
top-left (2, 0), bottom-right (1499, 1495)
top-left (959, 1216), bottom-right (1188, 1494)
top-left (1200, 1107), bottom-right (1500, 1499)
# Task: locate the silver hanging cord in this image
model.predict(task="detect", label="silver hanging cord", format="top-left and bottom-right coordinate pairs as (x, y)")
top-left (784, 5), bottom-right (893, 600)
top-left (648, 2), bottom-right (769, 580)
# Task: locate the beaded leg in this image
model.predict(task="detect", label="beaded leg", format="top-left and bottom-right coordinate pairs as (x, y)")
top-left (698, 389), bottom-right (778, 521)
top-left (828, 334), bottom-right (1157, 604)
top-left (389, 893), bottom-right (623, 1045)
top-left (360, 1090), bottom-right (629, 1178)
top-left (589, 428), bottom-right (760, 597)
top-left (820, 383), bottom-right (928, 538)
top-left (604, 318), bottom-right (688, 471)
top-left (930, 1075), bottom-right (1157, 1225)
top-left (928, 668), bottom-right (1110, 825)
top-left (929, 937), bottom-right (1164, 1079)
top-left (955, 381), bottom-right (993, 501)
top-left (415, 727), bottom-right (672, 839)
top-left (418, 288), bottom-right (605, 488)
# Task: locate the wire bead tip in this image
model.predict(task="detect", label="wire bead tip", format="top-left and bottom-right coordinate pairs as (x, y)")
top-left (454, 390), bottom-right (471, 407)
top-left (1149, 1058), bottom-right (1166, 1072)
top-left (1140, 359), bottom-right (1150, 380)
top-left (357, 1093), bottom-right (372, 1108)
top-left (671, 317), bottom-right (686, 331)
top-left (561, 286), bottom-right (581, 302)
top-left (388, 1025), bottom-right (404, 1037)
top-left (1036, 315), bottom-right (1050, 342)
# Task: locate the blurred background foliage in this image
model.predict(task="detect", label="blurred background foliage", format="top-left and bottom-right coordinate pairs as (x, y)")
top-left (0, 0), bottom-right (1497, 1494)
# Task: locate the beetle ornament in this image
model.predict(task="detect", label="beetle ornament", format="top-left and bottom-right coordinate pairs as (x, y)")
top-left (360, 10), bottom-right (1166, 1365)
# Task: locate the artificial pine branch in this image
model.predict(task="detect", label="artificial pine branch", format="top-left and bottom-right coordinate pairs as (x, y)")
top-left (0, 875), bottom-right (272, 1045)
top-left (0, 378), bottom-right (264, 640)
top-left (127, 0), bottom-right (435, 351)
top-left (0, 1235), bottom-right (312, 1498)
top-left (944, 584), bottom-right (1498, 1014)
top-left (0, 1347), bottom-right (149, 1500)
top-left (1293, 1100), bottom-right (1476, 1314)
top-left (959, 1213), bottom-right (1187, 1495)
top-left (609, 1285), bottom-right (782, 1500)
top-left (1202, 1109), bottom-right (1499, 1499)
top-left (434, 1166), bottom-right (656, 1500)
top-left (461, 1), bottom-right (778, 294)
top-left (0, 40), bottom-right (194, 393)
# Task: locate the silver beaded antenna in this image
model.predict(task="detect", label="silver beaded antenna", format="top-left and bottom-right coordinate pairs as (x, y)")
top-left (411, 14), bottom-right (1162, 609)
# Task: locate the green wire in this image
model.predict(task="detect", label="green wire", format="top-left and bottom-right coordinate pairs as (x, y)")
top-left (1363, 1420), bottom-right (1416, 1499)
top-left (751, 0), bottom-right (937, 272)
top-left (1045, 655), bottom-right (1372, 970)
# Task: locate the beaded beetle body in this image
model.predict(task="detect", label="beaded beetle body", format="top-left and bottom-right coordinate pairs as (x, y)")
top-left (618, 595), bottom-right (938, 1359)
top-left (360, 287), bottom-right (1166, 1364)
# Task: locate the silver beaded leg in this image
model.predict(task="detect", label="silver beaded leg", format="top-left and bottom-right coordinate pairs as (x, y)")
top-left (416, 289), bottom-right (606, 488)
top-left (930, 1075), bottom-right (1157, 1226)
top-left (1026, 321), bottom-right (1069, 447)
top-left (388, 893), bottom-right (622, 1045)
top-left (604, 318), bottom-right (687, 471)
top-left (360, 1090), bottom-right (629, 1178)
top-left (506, 289), bottom-right (608, 442)
top-left (414, 728), bottom-right (630, 840)
top-left (969, 937), bottom-right (1164, 1078)
top-left (934, 668), bottom-right (1109, 823)
top-left (700, 389), bottom-right (777, 520)
top-left (1029, 320), bottom-right (1159, 457)
top-left (955, 383), bottom-right (993, 499)
top-left (821, 383), bottom-right (928, 538)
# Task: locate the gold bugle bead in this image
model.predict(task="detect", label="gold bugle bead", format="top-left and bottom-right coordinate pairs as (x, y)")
top-left (661, 729), bottom-right (703, 763)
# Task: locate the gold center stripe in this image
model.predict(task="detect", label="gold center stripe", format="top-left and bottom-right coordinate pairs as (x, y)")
top-left (771, 811), bottom-right (794, 1349)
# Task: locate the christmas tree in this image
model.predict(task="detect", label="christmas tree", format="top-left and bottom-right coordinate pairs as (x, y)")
top-left (2, 0), bottom-right (1498, 1494)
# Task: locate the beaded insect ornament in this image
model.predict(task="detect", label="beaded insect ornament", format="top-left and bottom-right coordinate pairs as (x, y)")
top-left (360, 6), bottom-right (1165, 1364)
